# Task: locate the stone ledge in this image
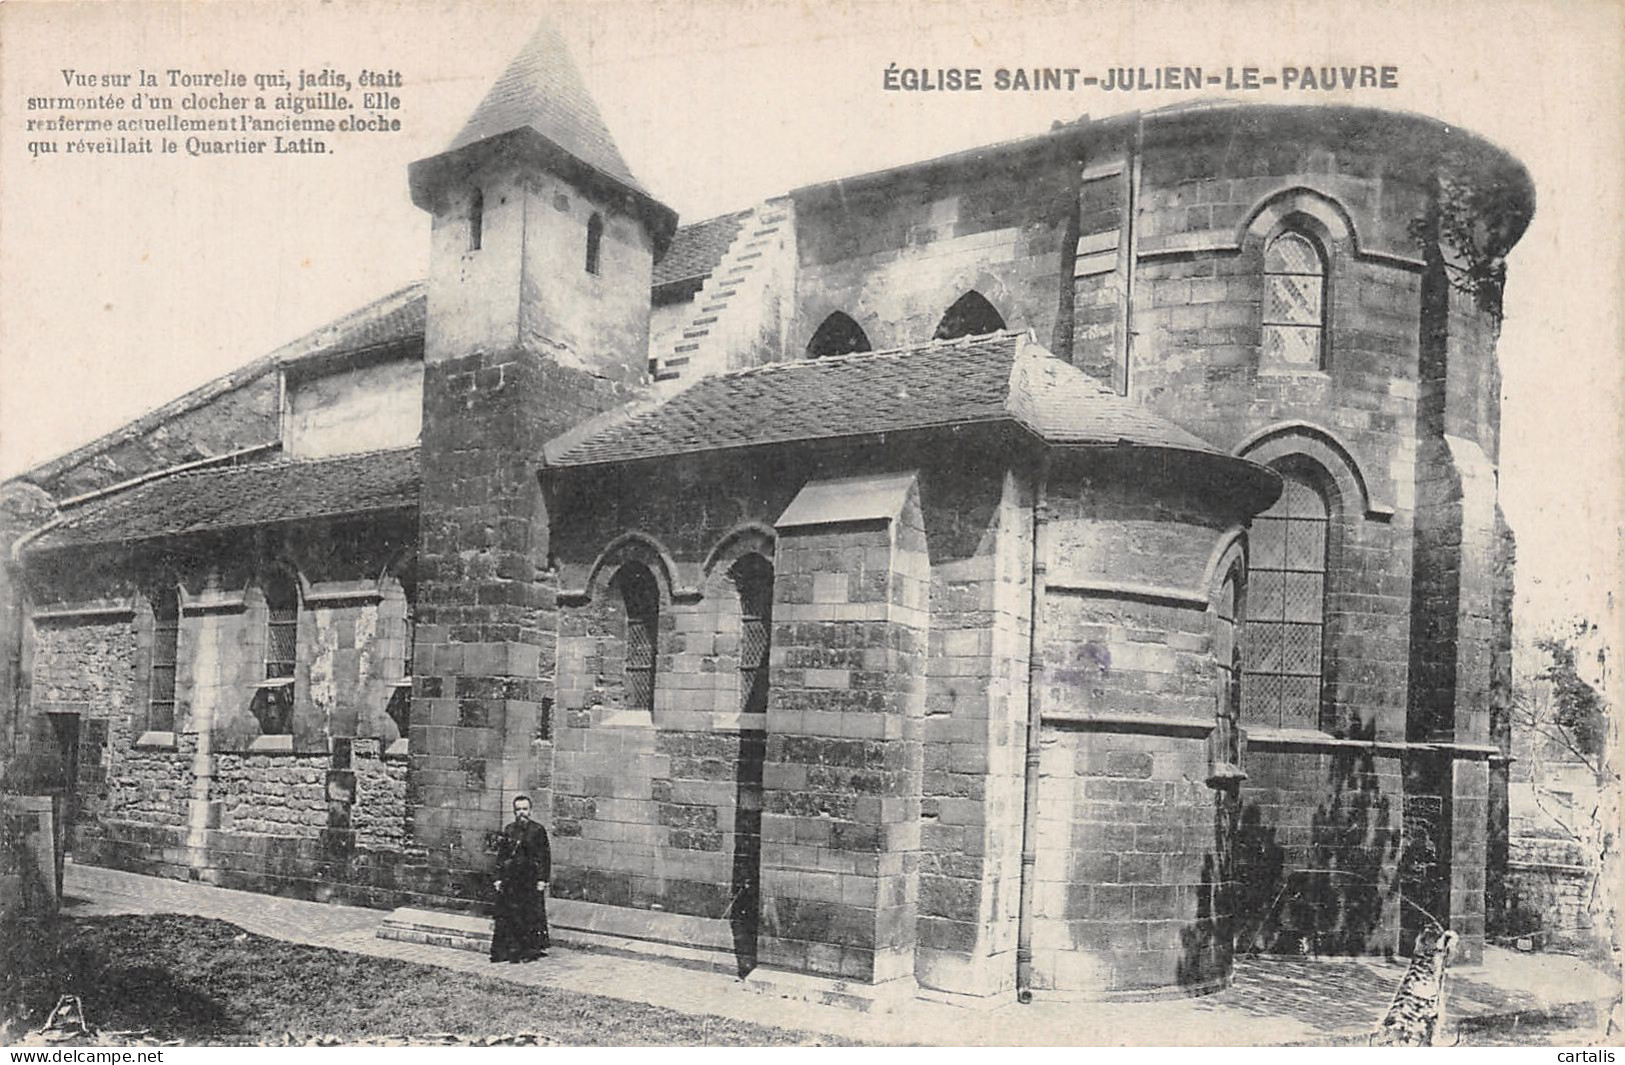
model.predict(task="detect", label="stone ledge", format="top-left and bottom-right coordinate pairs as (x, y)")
top-left (378, 898), bottom-right (744, 972)
top-left (744, 966), bottom-right (919, 1013)
top-left (32, 598), bottom-right (137, 621)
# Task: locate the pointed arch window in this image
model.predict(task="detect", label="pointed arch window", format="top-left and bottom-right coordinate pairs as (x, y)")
top-left (1262, 231), bottom-right (1327, 369)
top-left (1242, 473), bottom-right (1329, 728)
top-left (615, 562), bottom-right (660, 713)
top-left (933, 291), bottom-right (1006, 341)
top-left (586, 213), bottom-right (604, 275)
top-left (806, 312), bottom-right (871, 359)
top-left (731, 555), bottom-right (774, 715)
top-left (148, 586), bottom-right (179, 733)
top-left (468, 189), bottom-right (484, 252)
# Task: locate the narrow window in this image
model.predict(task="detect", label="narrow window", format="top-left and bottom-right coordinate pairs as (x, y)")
top-left (148, 587), bottom-right (179, 732)
top-left (468, 189), bottom-right (484, 252)
top-left (256, 569), bottom-right (299, 735)
top-left (732, 555), bottom-right (774, 715)
top-left (386, 598), bottom-right (414, 739)
top-left (1262, 231), bottom-right (1326, 368)
top-left (586, 212), bottom-right (604, 275)
top-left (806, 312), bottom-right (871, 359)
top-left (1242, 473), bottom-right (1329, 729)
top-left (933, 290), bottom-right (1006, 340)
top-left (616, 563), bottom-right (659, 713)
top-left (1211, 564), bottom-right (1244, 778)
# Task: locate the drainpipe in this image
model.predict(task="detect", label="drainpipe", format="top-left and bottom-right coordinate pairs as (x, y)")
top-left (1120, 114), bottom-right (1144, 399)
top-left (1015, 452), bottom-right (1050, 1003)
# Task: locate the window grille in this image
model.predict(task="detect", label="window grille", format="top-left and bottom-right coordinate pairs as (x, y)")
top-left (256, 570), bottom-right (299, 736)
top-left (148, 589), bottom-right (179, 732)
top-left (1262, 231), bottom-right (1326, 368)
top-left (732, 555), bottom-right (774, 715)
top-left (1242, 475), bottom-right (1329, 728)
top-left (618, 564), bottom-right (659, 713)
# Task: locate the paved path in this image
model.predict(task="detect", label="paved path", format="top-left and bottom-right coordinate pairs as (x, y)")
top-left (60, 862), bottom-right (1617, 1046)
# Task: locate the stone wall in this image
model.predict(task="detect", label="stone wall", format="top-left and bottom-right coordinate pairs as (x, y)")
top-left (215, 751), bottom-right (329, 837)
top-left (1028, 454), bottom-right (1248, 996)
top-left (791, 144), bottom-right (1074, 356)
top-left (109, 738), bottom-right (192, 829)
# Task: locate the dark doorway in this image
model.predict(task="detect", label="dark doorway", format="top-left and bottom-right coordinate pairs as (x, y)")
top-left (48, 712), bottom-right (80, 856)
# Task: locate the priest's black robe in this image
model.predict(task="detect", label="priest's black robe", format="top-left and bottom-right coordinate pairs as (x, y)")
top-left (490, 817), bottom-right (551, 962)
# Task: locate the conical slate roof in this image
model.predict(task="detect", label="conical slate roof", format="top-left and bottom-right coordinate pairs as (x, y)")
top-left (448, 16), bottom-right (648, 198)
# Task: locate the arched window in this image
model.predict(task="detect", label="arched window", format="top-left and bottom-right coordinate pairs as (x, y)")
top-left (586, 212), bottom-right (604, 275)
top-left (933, 290), bottom-right (1006, 340)
top-left (1210, 563), bottom-right (1245, 782)
top-left (731, 554), bottom-right (774, 715)
top-left (468, 189), bottom-right (484, 252)
top-left (1242, 472), bottom-right (1329, 729)
top-left (1262, 231), bottom-right (1327, 369)
top-left (614, 562), bottom-right (659, 713)
top-left (806, 312), bottom-right (871, 359)
top-left (148, 585), bottom-right (179, 732)
top-left (257, 568), bottom-right (300, 735)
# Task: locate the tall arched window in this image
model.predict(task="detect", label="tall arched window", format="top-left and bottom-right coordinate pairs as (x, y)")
top-left (731, 555), bottom-right (774, 715)
top-left (148, 586), bottom-right (179, 732)
top-left (933, 290), bottom-right (1006, 340)
top-left (468, 189), bottom-right (484, 252)
top-left (615, 562), bottom-right (660, 713)
top-left (586, 212), bottom-right (604, 275)
top-left (1210, 562), bottom-right (1246, 782)
top-left (1242, 473), bottom-right (1329, 728)
top-left (1262, 231), bottom-right (1327, 369)
top-left (257, 568), bottom-right (300, 735)
top-left (806, 312), bottom-right (871, 359)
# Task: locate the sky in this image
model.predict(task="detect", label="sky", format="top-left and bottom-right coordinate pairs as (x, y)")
top-left (1, 0), bottom-right (1621, 655)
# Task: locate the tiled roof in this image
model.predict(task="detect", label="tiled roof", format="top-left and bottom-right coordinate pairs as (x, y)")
top-left (543, 332), bottom-right (1228, 468)
top-left (273, 283), bottom-right (426, 367)
top-left (652, 211), bottom-right (750, 288)
top-left (449, 18), bottom-right (648, 199)
top-left (29, 449), bottom-right (419, 551)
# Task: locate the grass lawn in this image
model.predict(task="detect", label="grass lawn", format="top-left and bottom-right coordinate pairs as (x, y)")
top-left (0, 914), bottom-right (858, 1046)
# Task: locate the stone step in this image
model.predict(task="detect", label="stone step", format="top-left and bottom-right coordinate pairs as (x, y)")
top-left (378, 901), bottom-right (745, 975)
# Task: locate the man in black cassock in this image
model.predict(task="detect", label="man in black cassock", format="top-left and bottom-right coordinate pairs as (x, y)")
top-left (490, 794), bottom-right (551, 963)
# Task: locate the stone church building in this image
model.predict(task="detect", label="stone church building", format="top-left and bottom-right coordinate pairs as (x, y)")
top-left (0, 23), bottom-right (1533, 1006)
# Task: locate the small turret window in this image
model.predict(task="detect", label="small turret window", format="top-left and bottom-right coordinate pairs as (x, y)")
top-left (586, 213), bottom-right (604, 275)
top-left (468, 189), bottom-right (484, 252)
top-left (1262, 231), bottom-right (1326, 368)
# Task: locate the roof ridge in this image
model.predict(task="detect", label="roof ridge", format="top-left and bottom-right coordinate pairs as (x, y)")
top-left (723, 328), bottom-right (1028, 379)
top-left (62, 445), bottom-right (420, 506)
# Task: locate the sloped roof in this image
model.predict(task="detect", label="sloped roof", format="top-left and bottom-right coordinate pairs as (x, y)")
top-left (274, 283), bottom-right (426, 367)
top-left (543, 331), bottom-right (1233, 469)
top-left (449, 18), bottom-right (648, 199)
top-left (652, 211), bottom-right (750, 288)
top-left (29, 449), bottom-right (419, 551)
